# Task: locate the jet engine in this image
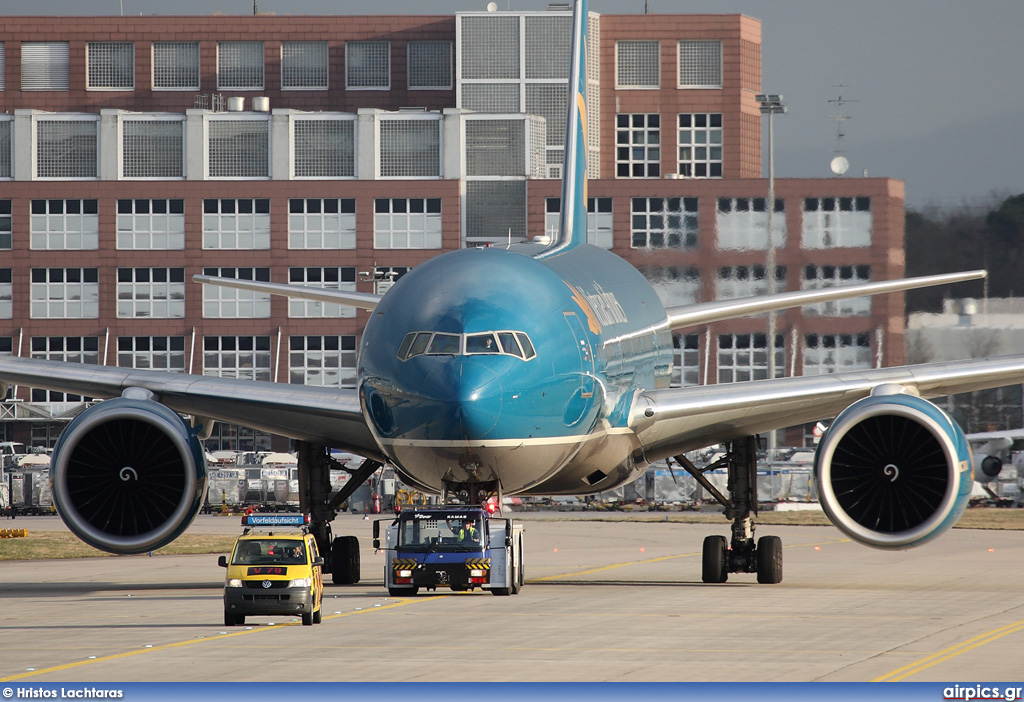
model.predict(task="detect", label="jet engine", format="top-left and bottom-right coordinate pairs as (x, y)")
top-left (814, 385), bottom-right (972, 550)
top-left (972, 454), bottom-right (1003, 483)
top-left (50, 393), bottom-right (208, 554)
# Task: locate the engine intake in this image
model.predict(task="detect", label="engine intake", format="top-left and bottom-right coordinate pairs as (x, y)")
top-left (814, 390), bottom-right (972, 550)
top-left (51, 396), bottom-right (208, 554)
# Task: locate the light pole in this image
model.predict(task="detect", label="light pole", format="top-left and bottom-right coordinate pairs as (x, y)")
top-left (756, 93), bottom-right (785, 456)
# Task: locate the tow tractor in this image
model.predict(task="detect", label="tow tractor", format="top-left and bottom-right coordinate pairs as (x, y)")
top-left (373, 505), bottom-right (524, 596)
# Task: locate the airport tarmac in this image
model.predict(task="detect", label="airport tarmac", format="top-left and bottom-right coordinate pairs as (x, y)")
top-left (2, 513), bottom-right (1024, 682)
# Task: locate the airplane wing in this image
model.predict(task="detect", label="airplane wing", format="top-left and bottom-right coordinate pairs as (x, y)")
top-left (664, 270), bottom-right (985, 330)
top-left (0, 355), bottom-right (383, 461)
top-left (193, 275), bottom-right (382, 311)
top-left (631, 354), bottom-right (1024, 462)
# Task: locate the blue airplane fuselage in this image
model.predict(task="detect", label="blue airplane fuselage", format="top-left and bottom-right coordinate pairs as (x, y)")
top-left (358, 242), bottom-right (673, 495)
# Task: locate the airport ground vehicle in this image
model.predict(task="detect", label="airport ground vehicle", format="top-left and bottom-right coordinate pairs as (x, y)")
top-left (373, 506), bottom-right (524, 596)
top-left (218, 514), bottom-right (324, 626)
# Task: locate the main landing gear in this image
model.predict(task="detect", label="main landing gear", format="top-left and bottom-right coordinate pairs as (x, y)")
top-left (297, 441), bottom-right (383, 586)
top-left (675, 436), bottom-right (783, 584)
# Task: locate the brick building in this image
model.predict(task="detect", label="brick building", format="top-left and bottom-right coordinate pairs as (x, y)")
top-left (0, 9), bottom-right (906, 450)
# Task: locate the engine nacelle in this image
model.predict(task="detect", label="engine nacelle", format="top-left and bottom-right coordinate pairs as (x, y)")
top-left (972, 454), bottom-right (1003, 483)
top-left (814, 387), bottom-right (972, 550)
top-left (51, 395), bottom-right (208, 554)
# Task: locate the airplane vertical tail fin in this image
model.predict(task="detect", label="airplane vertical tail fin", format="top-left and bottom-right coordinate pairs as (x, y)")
top-left (539, 0), bottom-right (589, 257)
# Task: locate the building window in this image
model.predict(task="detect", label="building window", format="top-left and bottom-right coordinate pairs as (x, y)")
top-left (202, 198), bottom-right (271, 250)
top-left (0, 268), bottom-right (11, 320)
top-left (378, 118), bottom-right (440, 178)
top-left (293, 118), bottom-right (355, 178)
top-left (30, 268), bottom-right (99, 319)
top-left (802, 197), bottom-right (872, 248)
top-left (465, 181), bottom-right (526, 244)
top-left (30, 337), bottom-right (99, 402)
top-left (374, 198), bottom-right (442, 249)
top-left (616, 40), bottom-right (659, 89)
top-left (677, 40), bottom-right (722, 88)
top-left (36, 119), bottom-right (97, 178)
top-left (122, 118), bottom-right (184, 179)
top-left (116, 267), bottom-right (185, 319)
top-left (803, 333), bottom-right (871, 375)
top-left (460, 15), bottom-right (519, 80)
top-left (672, 333), bottom-right (700, 387)
top-left (30, 199), bottom-right (99, 250)
top-left (152, 42), bottom-right (199, 90)
top-left (0, 200), bottom-right (12, 249)
top-left (0, 43), bottom-right (5, 91)
top-left (288, 267), bottom-right (357, 319)
top-left (0, 119), bottom-right (10, 178)
top-left (116, 199), bottom-right (185, 250)
top-left (201, 267), bottom-right (271, 318)
top-left (631, 197), bottom-right (697, 249)
top-left (678, 113), bottom-right (722, 178)
top-left (716, 265), bottom-right (786, 300)
top-left (203, 336), bottom-right (272, 381)
top-left (281, 41), bottom-right (328, 90)
top-left (21, 42), bottom-right (69, 91)
top-left (715, 197), bottom-right (785, 250)
top-left (117, 336), bottom-right (186, 372)
top-left (717, 333), bottom-right (783, 383)
top-left (545, 197), bottom-right (613, 248)
top-left (641, 266), bottom-right (701, 307)
top-left (616, 114), bottom-right (660, 178)
top-left (801, 265), bottom-right (871, 317)
top-left (289, 335), bottom-right (358, 388)
top-left (346, 41), bottom-right (390, 90)
top-left (86, 42), bottom-right (134, 90)
top-left (217, 41), bottom-right (264, 90)
top-left (288, 198), bottom-right (356, 249)
top-left (208, 119), bottom-right (269, 178)
top-left (408, 41), bottom-right (452, 90)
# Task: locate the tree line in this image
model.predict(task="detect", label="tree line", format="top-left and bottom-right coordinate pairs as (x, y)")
top-left (905, 193), bottom-right (1024, 313)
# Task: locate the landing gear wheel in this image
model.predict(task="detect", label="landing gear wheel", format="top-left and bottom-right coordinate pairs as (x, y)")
top-left (388, 586), bottom-right (418, 597)
top-left (702, 535), bottom-right (728, 583)
top-left (756, 535), bottom-right (783, 584)
top-left (331, 535), bottom-right (360, 585)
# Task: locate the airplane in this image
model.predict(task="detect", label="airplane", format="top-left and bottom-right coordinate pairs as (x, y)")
top-left (2, 0), bottom-right (1024, 585)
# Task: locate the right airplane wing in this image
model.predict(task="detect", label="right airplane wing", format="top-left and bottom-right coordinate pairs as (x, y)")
top-left (632, 354), bottom-right (1024, 463)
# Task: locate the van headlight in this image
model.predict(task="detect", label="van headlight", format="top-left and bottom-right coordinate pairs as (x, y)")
top-left (226, 579), bottom-right (243, 588)
top-left (288, 578), bottom-right (312, 588)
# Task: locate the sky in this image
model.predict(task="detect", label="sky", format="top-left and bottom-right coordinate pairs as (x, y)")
top-left (5, 0), bottom-right (1024, 211)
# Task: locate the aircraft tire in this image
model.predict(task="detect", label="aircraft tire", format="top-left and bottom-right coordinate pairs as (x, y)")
top-left (331, 535), bottom-right (360, 585)
top-left (702, 535), bottom-right (728, 583)
top-left (756, 535), bottom-right (783, 584)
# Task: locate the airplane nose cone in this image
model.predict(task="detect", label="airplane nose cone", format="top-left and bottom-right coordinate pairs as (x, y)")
top-left (424, 358), bottom-right (503, 439)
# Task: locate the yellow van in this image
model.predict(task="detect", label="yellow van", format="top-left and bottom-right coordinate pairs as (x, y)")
top-left (218, 514), bottom-right (324, 626)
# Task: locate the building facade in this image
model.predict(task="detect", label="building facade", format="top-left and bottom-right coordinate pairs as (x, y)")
top-left (0, 9), bottom-right (906, 450)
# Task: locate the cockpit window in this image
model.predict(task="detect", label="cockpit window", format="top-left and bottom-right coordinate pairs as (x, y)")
top-left (496, 332), bottom-right (522, 358)
top-left (516, 332), bottom-right (536, 360)
top-left (398, 330), bottom-right (536, 362)
top-left (427, 333), bottom-right (461, 355)
top-left (407, 332), bottom-right (432, 359)
top-left (465, 333), bottom-right (499, 355)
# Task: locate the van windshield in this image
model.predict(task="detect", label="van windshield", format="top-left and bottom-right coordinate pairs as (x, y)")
top-left (232, 539), bottom-right (306, 565)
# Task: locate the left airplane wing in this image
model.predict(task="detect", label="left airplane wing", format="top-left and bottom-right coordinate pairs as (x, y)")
top-left (632, 354), bottom-right (1024, 462)
top-left (664, 269), bottom-right (985, 330)
top-left (0, 355), bottom-right (382, 460)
